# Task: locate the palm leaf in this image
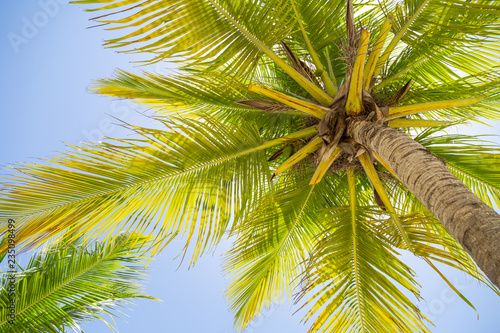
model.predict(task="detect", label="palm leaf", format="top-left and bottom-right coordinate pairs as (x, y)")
top-left (297, 172), bottom-right (428, 333)
top-left (92, 69), bottom-right (311, 136)
top-left (224, 170), bottom-right (347, 330)
top-left (92, 70), bottom-right (254, 117)
top-left (418, 133), bottom-right (500, 208)
top-left (0, 117), bottom-right (270, 264)
top-left (375, 0), bottom-right (500, 91)
top-left (0, 234), bottom-right (156, 333)
top-left (72, 0), bottom-right (297, 77)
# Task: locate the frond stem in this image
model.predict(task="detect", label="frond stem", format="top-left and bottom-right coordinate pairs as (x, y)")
top-left (347, 169), bottom-right (367, 331)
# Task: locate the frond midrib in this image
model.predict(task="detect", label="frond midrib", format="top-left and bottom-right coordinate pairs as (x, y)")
top-left (349, 170), bottom-right (367, 332)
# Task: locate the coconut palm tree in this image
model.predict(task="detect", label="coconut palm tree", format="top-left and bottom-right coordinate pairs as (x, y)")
top-left (0, 234), bottom-right (156, 332)
top-left (1, 0), bottom-right (500, 332)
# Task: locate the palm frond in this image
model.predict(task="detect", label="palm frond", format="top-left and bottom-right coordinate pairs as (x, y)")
top-left (72, 0), bottom-right (297, 77)
top-left (224, 170), bottom-right (347, 331)
top-left (375, 0), bottom-right (500, 93)
top-left (92, 69), bottom-right (312, 137)
top-left (418, 133), bottom-right (500, 209)
top-left (0, 234), bottom-right (156, 333)
top-left (297, 177), bottom-right (429, 333)
top-left (93, 70), bottom-right (253, 117)
top-left (0, 117), bottom-right (270, 264)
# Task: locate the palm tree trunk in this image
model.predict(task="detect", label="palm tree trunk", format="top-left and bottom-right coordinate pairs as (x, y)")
top-left (349, 119), bottom-right (500, 288)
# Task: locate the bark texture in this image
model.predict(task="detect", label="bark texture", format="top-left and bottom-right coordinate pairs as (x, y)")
top-left (349, 120), bottom-right (500, 288)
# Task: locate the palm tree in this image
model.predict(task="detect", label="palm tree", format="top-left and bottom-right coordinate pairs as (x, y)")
top-left (1, 0), bottom-right (500, 331)
top-left (0, 234), bottom-right (156, 333)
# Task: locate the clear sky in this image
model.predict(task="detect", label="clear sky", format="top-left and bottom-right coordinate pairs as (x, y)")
top-left (1, 1), bottom-right (499, 332)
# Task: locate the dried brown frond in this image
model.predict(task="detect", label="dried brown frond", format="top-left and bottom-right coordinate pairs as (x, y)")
top-left (390, 79), bottom-right (412, 104)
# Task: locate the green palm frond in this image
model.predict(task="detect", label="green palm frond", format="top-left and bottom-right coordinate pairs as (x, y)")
top-left (0, 118), bottom-right (270, 263)
top-left (91, 69), bottom-right (310, 131)
top-left (287, 0), bottom-right (380, 89)
top-left (72, 0), bottom-right (297, 76)
top-left (297, 176), bottom-right (428, 333)
top-left (93, 70), bottom-right (253, 117)
top-left (418, 133), bottom-right (500, 209)
top-left (0, 234), bottom-right (156, 333)
top-left (382, 69), bottom-right (500, 123)
top-left (224, 170), bottom-right (347, 330)
top-left (92, 68), bottom-right (319, 143)
top-left (376, 0), bottom-right (500, 90)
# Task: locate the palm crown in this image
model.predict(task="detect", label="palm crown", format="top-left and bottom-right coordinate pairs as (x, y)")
top-left (1, 0), bottom-right (500, 332)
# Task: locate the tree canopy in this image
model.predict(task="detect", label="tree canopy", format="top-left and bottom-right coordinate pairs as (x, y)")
top-left (1, 0), bottom-right (500, 332)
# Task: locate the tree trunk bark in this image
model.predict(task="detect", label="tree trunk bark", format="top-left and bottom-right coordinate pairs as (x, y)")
top-left (349, 119), bottom-right (500, 288)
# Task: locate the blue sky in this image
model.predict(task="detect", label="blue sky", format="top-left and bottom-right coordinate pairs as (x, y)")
top-left (1, 1), bottom-right (500, 332)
